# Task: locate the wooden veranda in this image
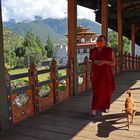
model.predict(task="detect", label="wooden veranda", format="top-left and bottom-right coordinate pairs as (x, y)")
top-left (0, 0), bottom-right (140, 137)
top-left (0, 71), bottom-right (140, 140)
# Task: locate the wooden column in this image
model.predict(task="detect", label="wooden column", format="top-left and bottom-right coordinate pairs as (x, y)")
top-left (68, 0), bottom-right (78, 96)
top-left (101, 0), bottom-right (108, 38)
top-left (117, 0), bottom-right (123, 72)
top-left (0, 1), bottom-right (10, 131)
top-left (131, 24), bottom-right (135, 70)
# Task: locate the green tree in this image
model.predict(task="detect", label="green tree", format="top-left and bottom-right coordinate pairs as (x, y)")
top-left (108, 30), bottom-right (130, 54)
top-left (3, 27), bottom-right (24, 69)
top-left (108, 31), bottom-right (118, 53)
top-left (23, 32), bottom-right (46, 67)
top-left (123, 36), bottom-right (130, 54)
top-left (14, 45), bottom-right (26, 68)
top-left (4, 47), bottom-right (17, 68)
top-left (15, 45), bottom-right (26, 57)
top-left (36, 36), bottom-right (47, 56)
top-left (45, 35), bottom-right (54, 57)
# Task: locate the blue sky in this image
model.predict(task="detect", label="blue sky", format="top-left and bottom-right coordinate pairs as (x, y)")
top-left (1, 0), bottom-right (95, 22)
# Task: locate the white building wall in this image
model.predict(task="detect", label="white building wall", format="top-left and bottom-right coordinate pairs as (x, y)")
top-left (129, 41), bottom-right (140, 56)
top-left (53, 45), bottom-right (90, 66)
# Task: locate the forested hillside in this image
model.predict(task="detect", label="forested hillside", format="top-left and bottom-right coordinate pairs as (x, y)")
top-left (3, 27), bottom-right (53, 69)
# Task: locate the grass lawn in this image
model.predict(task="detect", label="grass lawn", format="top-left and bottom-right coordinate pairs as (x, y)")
top-left (9, 67), bottom-right (67, 82)
top-left (9, 68), bottom-right (28, 75)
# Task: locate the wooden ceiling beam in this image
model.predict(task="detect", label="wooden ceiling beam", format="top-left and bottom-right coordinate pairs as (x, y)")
top-left (122, 0), bottom-right (140, 3)
top-left (108, 15), bottom-right (131, 31)
top-left (122, 9), bottom-right (140, 18)
top-left (122, 3), bottom-right (131, 9)
top-left (123, 3), bottom-right (140, 11)
top-left (77, 0), bottom-right (98, 10)
top-left (125, 17), bottom-right (140, 22)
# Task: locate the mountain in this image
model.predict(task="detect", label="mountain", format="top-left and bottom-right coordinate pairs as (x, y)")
top-left (5, 20), bottom-right (67, 44)
top-left (42, 18), bottom-right (101, 35)
top-left (4, 19), bottom-right (16, 26)
top-left (4, 18), bottom-right (101, 44)
top-left (77, 19), bottom-right (101, 35)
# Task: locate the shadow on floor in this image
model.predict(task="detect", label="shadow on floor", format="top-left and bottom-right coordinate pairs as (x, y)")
top-left (94, 113), bottom-right (128, 138)
top-left (94, 111), bottom-right (140, 138)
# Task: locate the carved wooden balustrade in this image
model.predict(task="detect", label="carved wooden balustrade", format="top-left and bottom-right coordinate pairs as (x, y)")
top-left (4, 54), bottom-right (140, 126)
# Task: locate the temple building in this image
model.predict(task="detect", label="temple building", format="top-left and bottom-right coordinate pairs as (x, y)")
top-left (77, 25), bottom-right (97, 44)
top-left (53, 25), bottom-right (98, 65)
top-left (76, 25), bottom-right (97, 54)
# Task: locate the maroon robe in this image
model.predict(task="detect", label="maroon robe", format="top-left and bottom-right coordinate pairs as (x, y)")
top-left (90, 47), bottom-right (115, 110)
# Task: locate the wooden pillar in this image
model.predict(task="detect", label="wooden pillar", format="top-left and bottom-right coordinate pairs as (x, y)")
top-left (68, 0), bottom-right (78, 96)
top-left (131, 24), bottom-right (135, 70)
top-left (0, 1), bottom-right (10, 131)
top-left (117, 0), bottom-right (123, 72)
top-left (101, 0), bottom-right (108, 38)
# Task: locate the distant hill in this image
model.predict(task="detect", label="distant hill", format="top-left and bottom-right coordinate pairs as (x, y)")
top-left (44, 18), bottom-right (101, 35)
top-left (4, 19), bottom-right (16, 26)
top-left (4, 18), bottom-right (101, 44)
top-left (5, 20), bottom-right (67, 44)
top-left (77, 19), bottom-right (101, 35)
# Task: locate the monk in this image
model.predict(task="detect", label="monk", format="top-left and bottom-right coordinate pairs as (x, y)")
top-left (89, 35), bottom-right (116, 116)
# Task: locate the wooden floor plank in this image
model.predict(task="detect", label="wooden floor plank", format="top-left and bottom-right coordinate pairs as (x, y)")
top-left (0, 71), bottom-right (140, 140)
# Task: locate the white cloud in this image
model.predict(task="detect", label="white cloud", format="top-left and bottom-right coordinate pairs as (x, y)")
top-left (1, 0), bottom-right (95, 22)
top-left (77, 5), bottom-right (95, 21)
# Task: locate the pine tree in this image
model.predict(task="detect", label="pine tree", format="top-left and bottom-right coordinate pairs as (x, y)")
top-left (108, 30), bottom-right (130, 54)
top-left (23, 32), bottom-right (46, 67)
top-left (45, 35), bottom-right (54, 58)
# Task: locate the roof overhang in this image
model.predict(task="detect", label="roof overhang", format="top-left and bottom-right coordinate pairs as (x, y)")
top-left (77, 0), bottom-right (140, 46)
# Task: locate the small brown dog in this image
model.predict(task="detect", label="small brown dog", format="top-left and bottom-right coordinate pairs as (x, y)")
top-left (122, 90), bottom-right (136, 130)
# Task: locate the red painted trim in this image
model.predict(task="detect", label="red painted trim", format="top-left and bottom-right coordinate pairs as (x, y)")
top-left (77, 42), bottom-right (96, 47)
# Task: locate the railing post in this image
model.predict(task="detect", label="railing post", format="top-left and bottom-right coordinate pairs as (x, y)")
top-left (114, 53), bottom-right (117, 76)
top-left (84, 56), bottom-right (89, 89)
top-left (86, 56), bottom-right (90, 89)
top-left (28, 63), bottom-right (39, 113)
top-left (126, 53), bottom-right (128, 71)
top-left (50, 59), bottom-right (58, 104)
top-left (135, 55), bottom-right (138, 70)
top-left (119, 54), bottom-right (123, 73)
top-left (128, 53), bottom-right (131, 71)
top-left (66, 63), bottom-right (71, 97)
top-left (130, 55), bottom-right (132, 70)
top-left (138, 56), bottom-right (140, 70)
top-left (117, 54), bottom-right (122, 74)
top-left (123, 53), bottom-right (127, 72)
top-left (132, 55), bottom-right (135, 70)
top-left (68, 59), bottom-right (74, 96)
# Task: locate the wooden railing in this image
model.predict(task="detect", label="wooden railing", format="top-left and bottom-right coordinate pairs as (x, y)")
top-left (4, 53), bottom-right (140, 126)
